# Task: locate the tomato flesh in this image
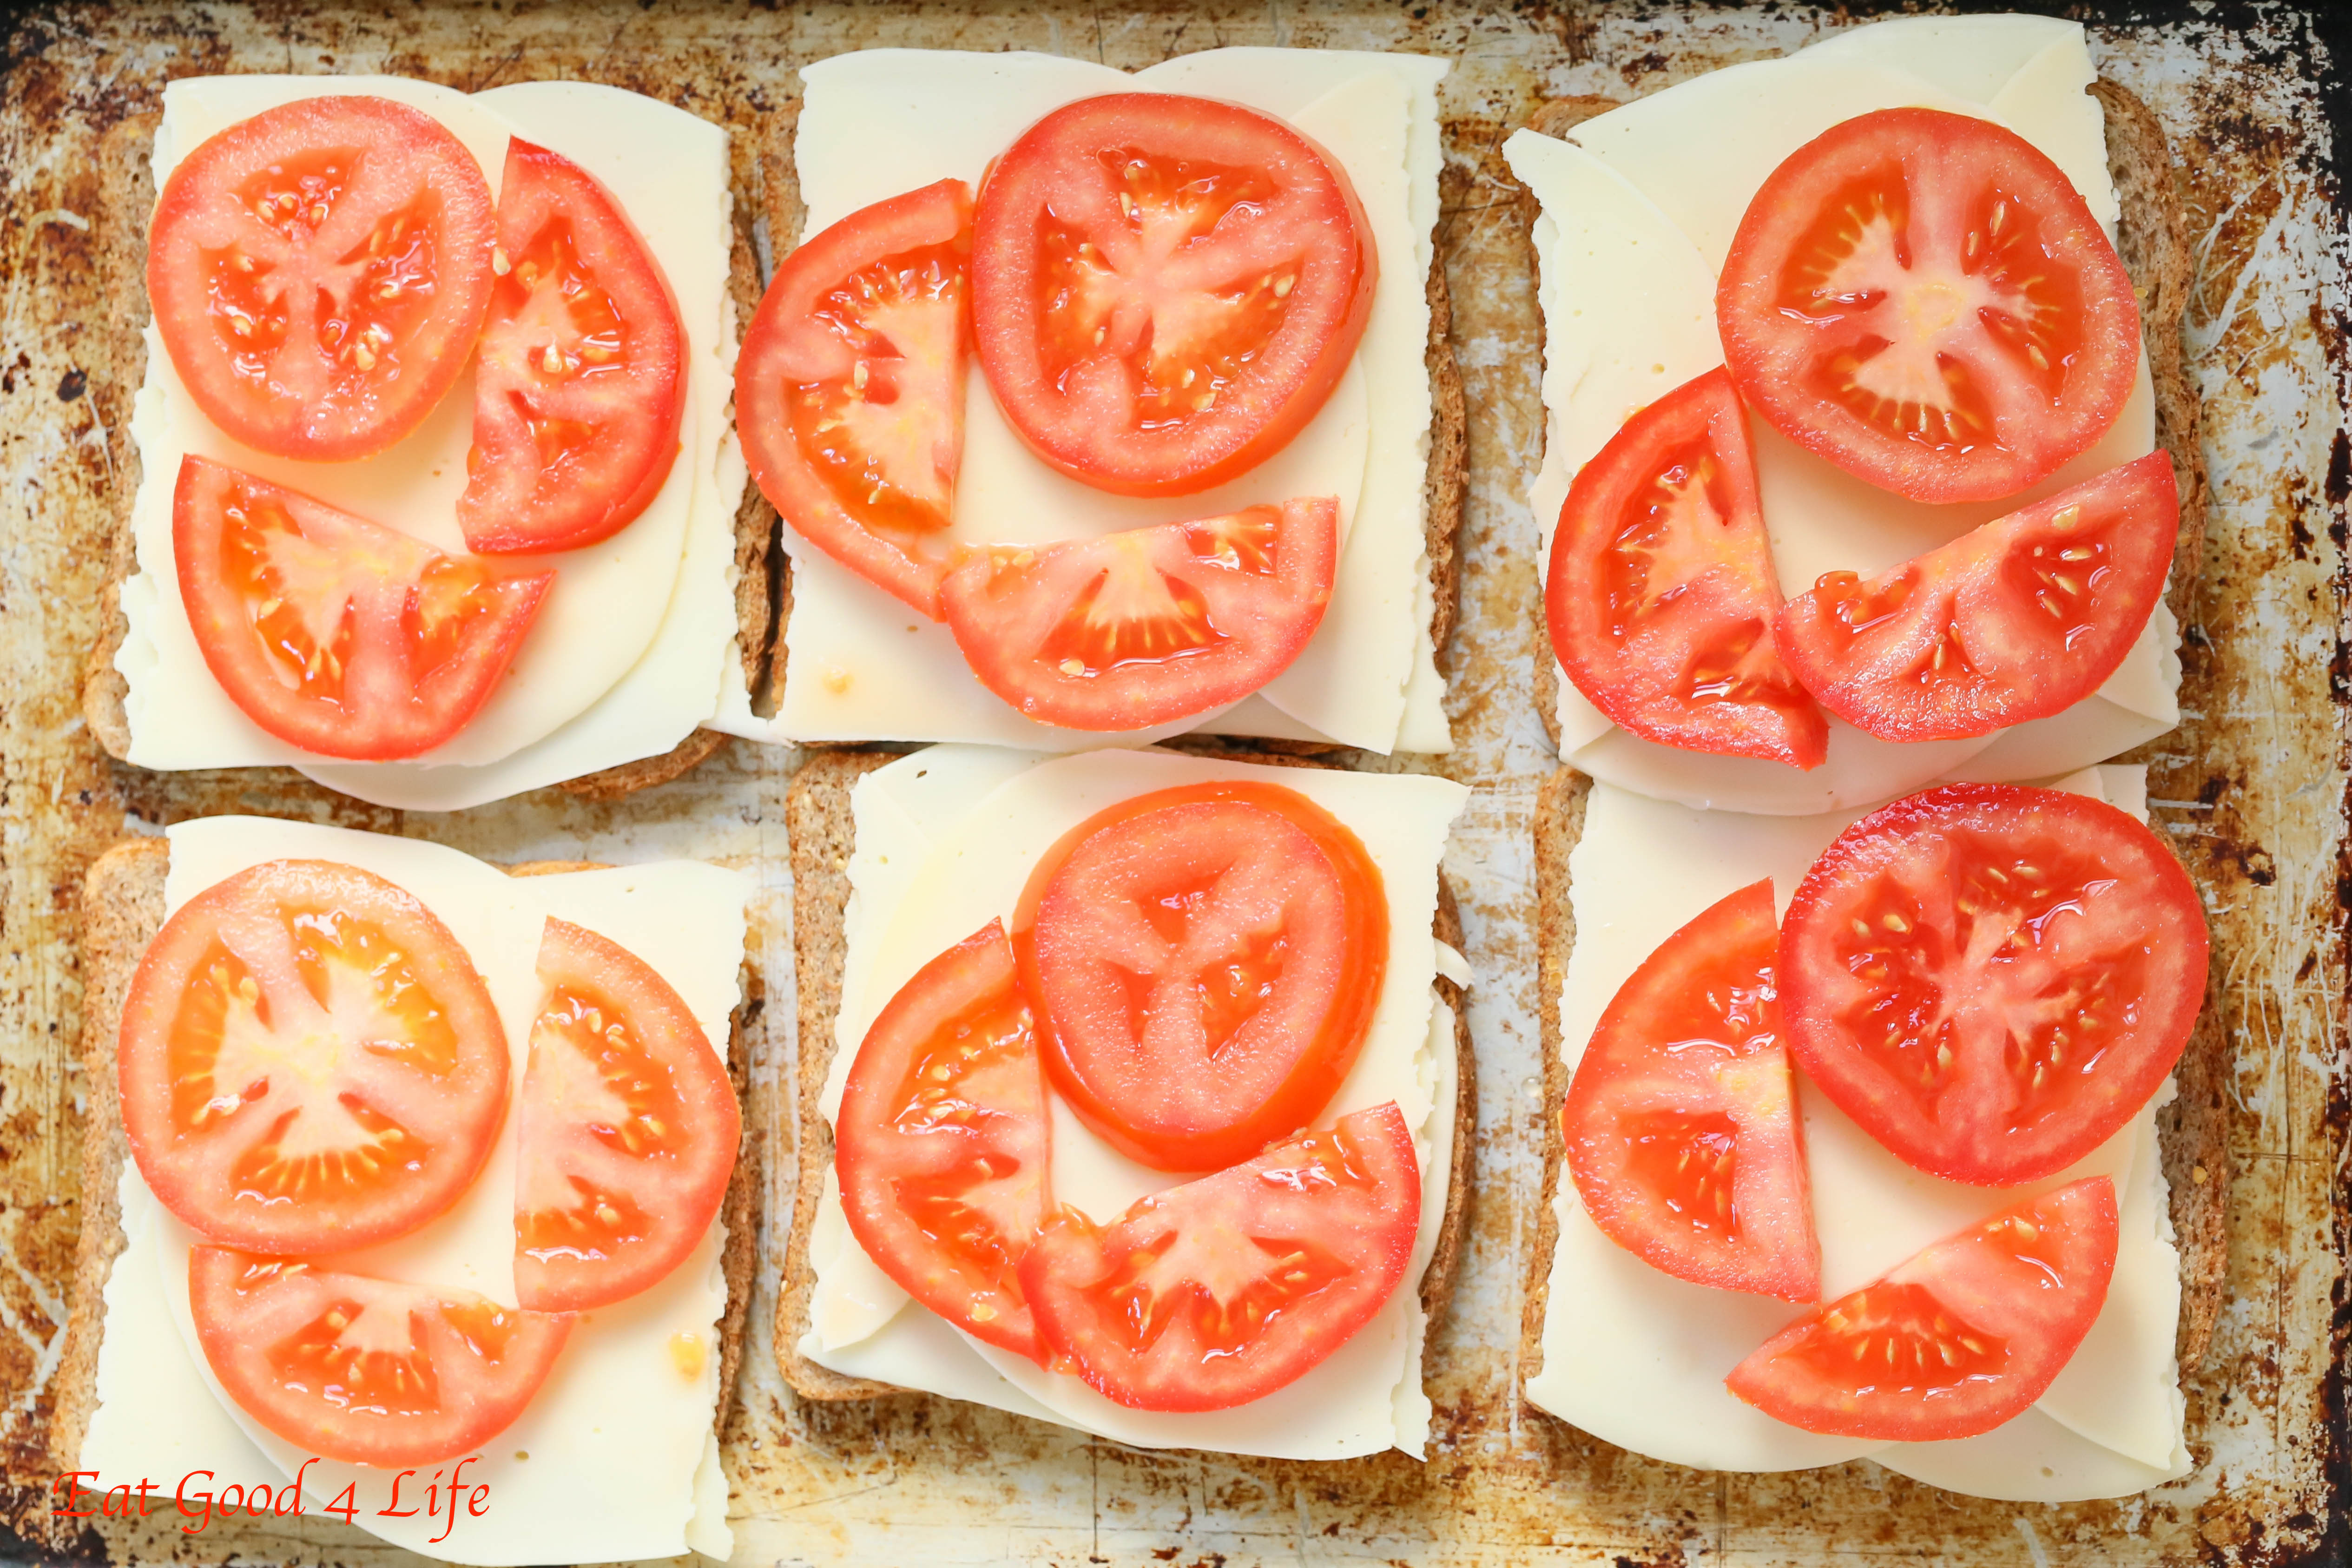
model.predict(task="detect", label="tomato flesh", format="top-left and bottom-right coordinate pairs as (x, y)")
top-left (1564, 880), bottom-right (1819, 1302)
top-left (1726, 1177), bottom-right (2118, 1440)
top-left (1021, 1101), bottom-right (1420, 1412)
top-left (1718, 108), bottom-right (2141, 505)
top-left (1780, 783), bottom-right (2207, 1186)
top-left (941, 496), bottom-right (1337, 732)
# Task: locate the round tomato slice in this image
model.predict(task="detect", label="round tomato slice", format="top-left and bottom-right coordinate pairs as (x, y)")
top-left (837, 920), bottom-right (1051, 1362)
top-left (737, 178), bottom-right (971, 619)
top-left (119, 859), bottom-right (510, 1254)
top-left (1726, 1177), bottom-right (2118, 1440)
top-left (940, 496), bottom-right (1337, 731)
top-left (1014, 780), bottom-right (1386, 1173)
top-left (1021, 1101), bottom-right (1419, 1412)
top-left (148, 95), bottom-right (496, 461)
top-left (1547, 367), bottom-right (1828, 769)
top-left (458, 139), bottom-right (686, 554)
top-left (1775, 452), bottom-right (2179, 742)
top-left (513, 920), bottom-right (739, 1314)
top-left (190, 1246), bottom-right (572, 1467)
top-left (175, 456), bottom-right (553, 761)
top-left (1780, 784), bottom-right (2207, 1187)
top-left (1718, 108), bottom-right (2140, 505)
top-left (971, 93), bottom-right (1376, 497)
top-left (1564, 880), bottom-right (1819, 1303)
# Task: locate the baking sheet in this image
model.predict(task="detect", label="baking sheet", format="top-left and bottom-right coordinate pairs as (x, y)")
top-left (0, 2), bottom-right (2340, 1564)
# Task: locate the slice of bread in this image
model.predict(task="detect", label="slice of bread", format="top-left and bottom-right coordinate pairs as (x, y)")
top-left (45, 837), bottom-right (763, 1479)
top-left (776, 748), bottom-right (1477, 1405)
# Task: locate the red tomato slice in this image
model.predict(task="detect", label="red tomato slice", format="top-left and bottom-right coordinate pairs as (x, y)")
top-left (972, 93), bottom-right (1376, 497)
top-left (191, 1246), bottom-right (572, 1466)
top-left (174, 456), bottom-right (553, 761)
top-left (737, 179), bottom-right (971, 618)
top-left (837, 920), bottom-right (1051, 1362)
top-left (119, 859), bottom-right (510, 1254)
top-left (1726, 1177), bottom-right (2118, 1440)
top-left (1775, 452), bottom-right (2179, 741)
top-left (1020, 1101), bottom-right (1420, 1412)
top-left (1718, 108), bottom-right (2141, 505)
top-left (458, 139), bottom-right (686, 554)
top-left (147, 95), bottom-right (496, 462)
top-left (513, 920), bottom-right (739, 1314)
top-left (1564, 880), bottom-right (1819, 1302)
top-left (940, 496), bottom-right (1337, 732)
top-left (1780, 784), bottom-right (2207, 1186)
top-left (1013, 780), bottom-right (1386, 1173)
top-left (1547, 367), bottom-right (1828, 769)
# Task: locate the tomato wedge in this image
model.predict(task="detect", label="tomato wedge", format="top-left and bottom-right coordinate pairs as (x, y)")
top-left (737, 178), bottom-right (971, 618)
top-left (1780, 784), bottom-right (2207, 1186)
top-left (972, 93), bottom-right (1376, 497)
top-left (174, 456), bottom-right (553, 761)
top-left (148, 95), bottom-right (496, 462)
top-left (458, 139), bottom-right (686, 554)
top-left (1564, 880), bottom-right (1818, 1302)
top-left (1021, 1101), bottom-right (1420, 1412)
top-left (1547, 367), bottom-right (1828, 769)
top-left (837, 921), bottom-right (1050, 1362)
top-left (1718, 107), bottom-right (2141, 505)
top-left (940, 496), bottom-right (1337, 732)
top-left (1775, 453), bottom-right (2179, 741)
top-left (119, 859), bottom-right (509, 1254)
top-left (1015, 781), bottom-right (1387, 1173)
top-left (190, 1246), bottom-right (572, 1466)
top-left (513, 920), bottom-right (739, 1314)
top-left (1726, 1177), bottom-right (2118, 1440)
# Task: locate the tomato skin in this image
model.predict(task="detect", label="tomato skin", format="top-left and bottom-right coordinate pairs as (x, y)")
top-left (1726, 1177), bottom-right (2118, 1441)
top-left (1547, 367), bottom-right (1828, 769)
top-left (1776, 453), bottom-right (2179, 741)
top-left (1564, 880), bottom-right (1820, 1303)
top-left (940, 496), bottom-right (1338, 732)
top-left (148, 95), bottom-right (496, 462)
top-left (1780, 784), bottom-right (2207, 1187)
top-left (1020, 1101), bottom-right (1420, 1412)
top-left (1718, 108), bottom-right (2141, 505)
top-left (1014, 781), bottom-right (1388, 1173)
top-left (972, 93), bottom-right (1376, 497)
top-left (737, 178), bottom-right (972, 619)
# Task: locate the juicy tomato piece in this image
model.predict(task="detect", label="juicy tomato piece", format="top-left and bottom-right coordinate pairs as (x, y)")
top-left (1021, 1101), bottom-right (1420, 1412)
top-left (147, 95), bottom-right (496, 461)
top-left (940, 496), bottom-right (1337, 732)
top-left (190, 1246), bottom-right (572, 1466)
top-left (1775, 453), bottom-right (2179, 741)
top-left (1547, 367), bottom-right (1828, 768)
top-left (458, 139), bottom-right (686, 554)
top-left (174, 456), bottom-right (553, 761)
top-left (1718, 108), bottom-right (2141, 505)
top-left (1726, 1177), bottom-right (2118, 1440)
top-left (513, 920), bottom-right (740, 1314)
top-left (737, 179), bottom-right (971, 618)
top-left (119, 859), bottom-right (509, 1254)
top-left (837, 921), bottom-right (1051, 1362)
top-left (1014, 780), bottom-right (1387, 1173)
top-left (972, 93), bottom-right (1376, 497)
top-left (1781, 784), bottom-right (2207, 1186)
top-left (1564, 880), bottom-right (1819, 1302)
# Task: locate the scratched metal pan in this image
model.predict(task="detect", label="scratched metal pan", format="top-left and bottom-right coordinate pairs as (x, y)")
top-left (0, 2), bottom-right (2339, 1564)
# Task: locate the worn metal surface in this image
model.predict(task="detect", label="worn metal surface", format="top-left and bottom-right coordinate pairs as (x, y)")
top-left (0, 3), bottom-right (2341, 1564)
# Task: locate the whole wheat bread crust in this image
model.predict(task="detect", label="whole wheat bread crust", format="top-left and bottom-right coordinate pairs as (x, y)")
top-left (777, 748), bottom-right (1478, 1405)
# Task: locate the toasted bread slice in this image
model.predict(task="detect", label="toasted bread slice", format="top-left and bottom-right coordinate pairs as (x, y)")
top-left (776, 747), bottom-right (1477, 1404)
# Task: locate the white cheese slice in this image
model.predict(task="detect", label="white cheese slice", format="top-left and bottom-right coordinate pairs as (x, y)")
top-left (79, 818), bottom-right (748, 1565)
top-left (800, 745), bottom-right (1469, 1458)
top-left (118, 77), bottom-right (738, 789)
